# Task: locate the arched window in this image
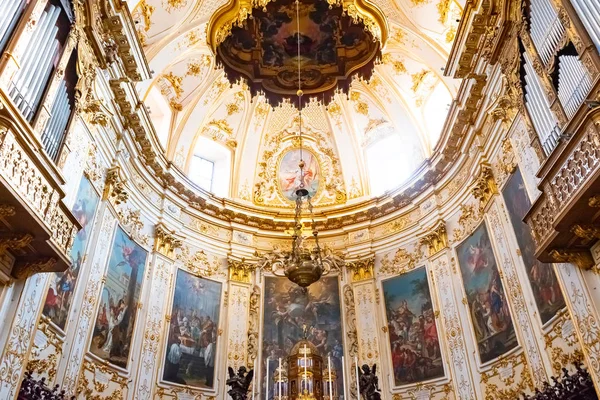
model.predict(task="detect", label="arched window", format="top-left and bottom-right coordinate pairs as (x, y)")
top-left (188, 136), bottom-right (231, 197)
top-left (366, 132), bottom-right (423, 196)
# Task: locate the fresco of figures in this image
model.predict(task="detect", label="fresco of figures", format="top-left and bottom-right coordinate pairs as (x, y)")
top-left (502, 169), bottom-right (565, 324)
top-left (382, 267), bottom-right (445, 386)
top-left (162, 270), bottom-right (222, 388)
top-left (262, 277), bottom-right (343, 398)
top-left (43, 176), bottom-right (100, 330)
top-left (90, 227), bottom-right (148, 368)
top-left (456, 222), bottom-right (518, 363)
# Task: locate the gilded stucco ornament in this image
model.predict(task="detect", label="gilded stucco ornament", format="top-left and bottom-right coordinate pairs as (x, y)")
top-left (346, 257), bottom-right (375, 282)
top-left (418, 220), bottom-right (448, 257)
top-left (548, 249), bottom-right (595, 270)
top-left (102, 166), bottom-right (129, 205)
top-left (471, 164), bottom-right (497, 210)
top-left (153, 223), bottom-right (183, 257)
top-left (228, 259), bottom-right (257, 283)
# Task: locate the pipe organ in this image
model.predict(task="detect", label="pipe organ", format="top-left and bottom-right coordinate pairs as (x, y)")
top-left (556, 54), bottom-right (593, 118)
top-left (0, 0), bottom-right (28, 51)
top-left (41, 79), bottom-right (71, 160)
top-left (523, 52), bottom-right (561, 155)
top-left (528, 0), bottom-right (565, 65)
top-left (569, 0), bottom-right (600, 50)
top-left (8, 2), bottom-right (65, 122)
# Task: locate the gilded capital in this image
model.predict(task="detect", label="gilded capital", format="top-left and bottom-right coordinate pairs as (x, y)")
top-left (103, 166), bottom-right (129, 205)
top-left (549, 249), bottom-right (595, 270)
top-left (346, 257), bottom-right (375, 282)
top-left (153, 223), bottom-right (182, 257)
top-left (228, 259), bottom-right (256, 283)
top-left (471, 164), bottom-right (497, 208)
top-left (419, 220), bottom-right (448, 257)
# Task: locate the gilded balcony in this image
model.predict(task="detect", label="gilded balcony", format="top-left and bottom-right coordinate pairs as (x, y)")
top-left (0, 87), bottom-right (80, 281)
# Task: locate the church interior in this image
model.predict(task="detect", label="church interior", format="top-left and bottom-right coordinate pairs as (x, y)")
top-left (0, 0), bottom-right (600, 397)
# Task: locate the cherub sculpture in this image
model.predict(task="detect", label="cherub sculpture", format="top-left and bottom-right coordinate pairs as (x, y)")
top-left (226, 366), bottom-right (254, 400)
top-left (358, 364), bottom-right (381, 400)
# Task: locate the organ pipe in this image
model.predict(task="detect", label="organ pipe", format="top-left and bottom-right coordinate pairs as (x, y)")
top-left (523, 53), bottom-right (560, 155)
top-left (529, 0), bottom-right (564, 65)
top-left (570, 0), bottom-right (600, 51)
top-left (556, 55), bottom-right (592, 118)
top-left (8, 4), bottom-right (61, 122)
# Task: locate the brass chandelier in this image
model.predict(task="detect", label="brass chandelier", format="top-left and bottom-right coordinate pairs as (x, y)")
top-left (284, 0), bottom-right (324, 288)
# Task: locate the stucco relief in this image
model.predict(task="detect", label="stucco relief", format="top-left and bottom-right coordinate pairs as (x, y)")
top-left (62, 210), bottom-right (117, 395)
top-left (429, 254), bottom-right (477, 400)
top-left (486, 201), bottom-right (549, 387)
top-left (134, 256), bottom-right (174, 399)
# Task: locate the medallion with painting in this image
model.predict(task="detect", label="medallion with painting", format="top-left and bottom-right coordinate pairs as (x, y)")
top-left (502, 168), bottom-right (565, 324)
top-left (456, 222), bottom-right (518, 363)
top-left (163, 269), bottom-right (223, 389)
top-left (90, 227), bottom-right (148, 368)
top-left (43, 176), bottom-right (100, 330)
top-left (262, 276), bottom-right (344, 397)
top-left (382, 267), bottom-right (445, 386)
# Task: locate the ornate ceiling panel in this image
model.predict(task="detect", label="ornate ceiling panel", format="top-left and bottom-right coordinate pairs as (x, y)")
top-left (131, 0), bottom-right (463, 210)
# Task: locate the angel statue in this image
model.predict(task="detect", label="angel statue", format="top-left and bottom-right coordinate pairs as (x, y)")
top-left (358, 364), bottom-right (381, 400)
top-left (226, 366), bottom-right (254, 400)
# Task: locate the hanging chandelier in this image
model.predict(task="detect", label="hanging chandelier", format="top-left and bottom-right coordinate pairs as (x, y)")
top-left (282, 0), bottom-right (324, 288)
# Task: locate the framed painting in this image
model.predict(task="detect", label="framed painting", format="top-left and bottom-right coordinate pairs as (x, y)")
top-left (278, 149), bottom-right (320, 202)
top-left (382, 267), bottom-right (445, 386)
top-left (43, 176), bottom-right (100, 330)
top-left (502, 168), bottom-right (565, 324)
top-left (162, 269), bottom-right (223, 388)
top-left (456, 222), bottom-right (518, 363)
top-left (89, 226), bottom-right (148, 368)
top-left (262, 276), bottom-right (344, 397)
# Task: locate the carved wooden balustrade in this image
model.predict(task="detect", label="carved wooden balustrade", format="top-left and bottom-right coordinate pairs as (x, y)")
top-left (0, 87), bottom-right (80, 282)
top-left (524, 106), bottom-right (600, 269)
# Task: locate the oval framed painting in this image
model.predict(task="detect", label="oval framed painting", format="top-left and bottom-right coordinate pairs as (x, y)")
top-left (278, 148), bottom-right (320, 202)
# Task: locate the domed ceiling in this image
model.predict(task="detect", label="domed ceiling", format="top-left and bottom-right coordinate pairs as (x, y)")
top-left (127, 0), bottom-right (463, 210)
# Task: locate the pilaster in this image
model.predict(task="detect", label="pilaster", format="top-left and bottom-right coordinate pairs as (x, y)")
top-left (429, 245), bottom-right (478, 399)
top-left (132, 225), bottom-right (182, 399)
top-left (58, 206), bottom-right (117, 395)
top-left (347, 258), bottom-right (383, 391)
top-left (553, 262), bottom-right (600, 396)
top-left (0, 273), bottom-right (50, 399)
top-left (485, 199), bottom-right (552, 386)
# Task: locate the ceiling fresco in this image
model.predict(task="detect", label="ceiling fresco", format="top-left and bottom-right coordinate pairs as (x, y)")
top-left (214, 0), bottom-right (381, 107)
top-left (129, 0), bottom-right (463, 209)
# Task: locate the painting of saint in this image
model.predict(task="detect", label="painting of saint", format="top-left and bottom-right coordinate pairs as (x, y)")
top-left (162, 270), bottom-right (222, 388)
top-left (262, 277), bottom-right (343, 397)
top-left (278, 149), bottom-right (319, 201)
top-left (43, 176), bottom-right (100, 330)
top-left (90, 227), bottom-right (148, 368)
top-left (456, 222), bottom-right (518, 363)
top-left (502, 168), bottom-right (565, 323)
top-left (382, 267), bottom-right (445, 386)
